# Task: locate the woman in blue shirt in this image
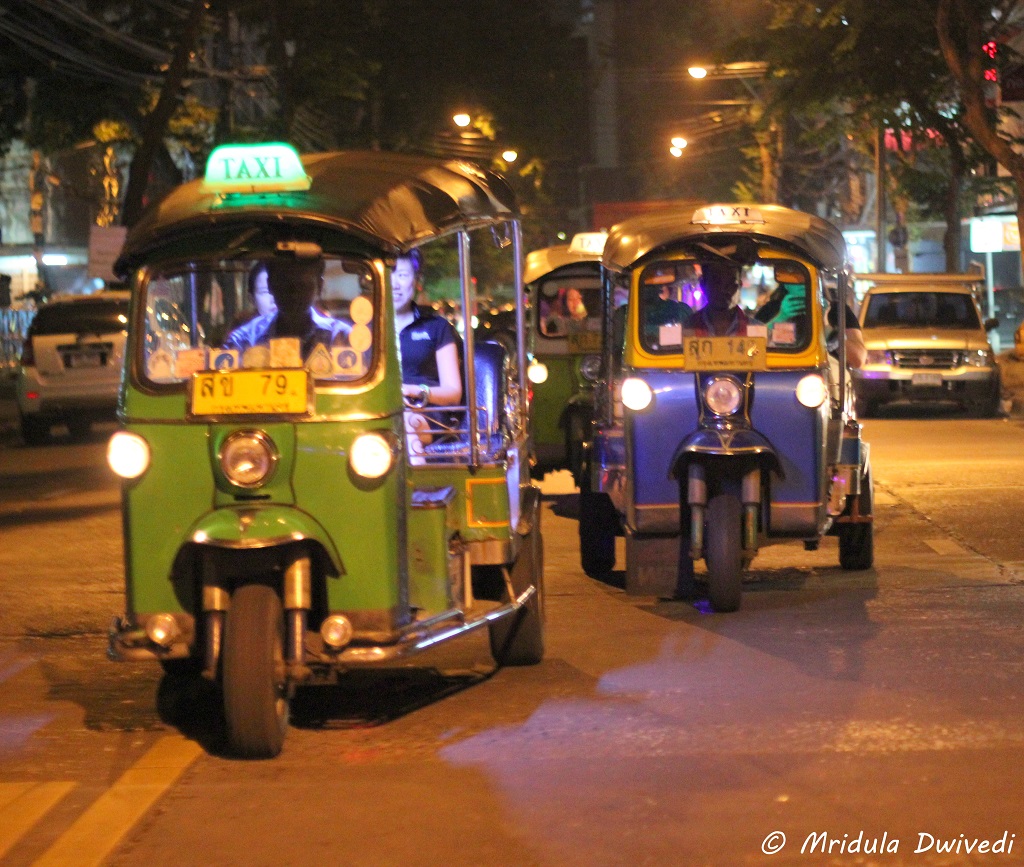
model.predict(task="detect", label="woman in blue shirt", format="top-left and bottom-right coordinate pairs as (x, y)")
top-left (392, 250), bottom-right (462, 462)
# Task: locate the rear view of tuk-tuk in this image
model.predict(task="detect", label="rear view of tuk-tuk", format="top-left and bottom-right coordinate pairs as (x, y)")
top-left (584, 203), bottom-right (873, 612)
top-left (106, 144), bottom-right (544, 758)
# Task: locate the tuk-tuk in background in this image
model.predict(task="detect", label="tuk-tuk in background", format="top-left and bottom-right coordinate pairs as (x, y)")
top-left (523, 231), bottom-right (608, 480)
top-left (582, 203), bottom-right (873, 611)
top-left (106, 143), bottom-right (544, 757)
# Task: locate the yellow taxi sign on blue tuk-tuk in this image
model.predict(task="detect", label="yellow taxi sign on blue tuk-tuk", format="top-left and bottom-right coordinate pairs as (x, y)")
top-left (202, 142), bottom-right (311, 194)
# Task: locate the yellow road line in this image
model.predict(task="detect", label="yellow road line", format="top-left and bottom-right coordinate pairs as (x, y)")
top-left (0, 782), bottom-right (77, 861)
top-left (34, 735), bottom-right (203, 867)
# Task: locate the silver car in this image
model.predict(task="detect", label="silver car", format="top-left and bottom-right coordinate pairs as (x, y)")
top-left (852, 282), bottom-right (1000, 417)
top-left (16, 290), bottom-right (130, 443)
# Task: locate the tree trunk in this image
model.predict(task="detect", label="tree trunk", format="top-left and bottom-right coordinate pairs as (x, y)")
top-left (120, 0), bottom-right (207, 228)
top-left (937, 0), bottom-right (1024, 277)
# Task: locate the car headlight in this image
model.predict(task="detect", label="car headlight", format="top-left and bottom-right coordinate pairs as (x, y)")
top-left (527, 359), bottom-right (549, 384)
top-left (107, 431), bottom-right (151, 479)
top-left (704, 376), bottom-right (743, 415)
top-left (620, 377), bottom-right (653, 411)
top-left (964, 349), bottom-right (993, 368)
top-left (579, 354), bottom-right (601, 382)
top-left (865, 349), bottom-right (890, 365)
top-left (219, 430), bottom-right (278, 488)
top-left (796, 373), bottom-right (829, 408)
top-left (350, 432), bottom-right (394, 479)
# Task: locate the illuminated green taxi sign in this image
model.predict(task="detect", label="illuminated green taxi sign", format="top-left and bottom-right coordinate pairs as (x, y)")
top-left (202, 143), bottom-right (311, 194)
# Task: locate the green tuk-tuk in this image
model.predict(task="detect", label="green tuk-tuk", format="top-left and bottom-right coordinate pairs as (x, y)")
top-left (106, 143), bottom-right (544, 757)
top-left (524, 231), bottom-right (607, 480)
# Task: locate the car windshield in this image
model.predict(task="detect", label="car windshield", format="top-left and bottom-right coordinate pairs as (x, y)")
top-left (30, 298), bottom-right (129, 336)
top-left (862, 291), bottom-right (982, 330)
top-left (138, 256), bottom-right (377, 386)
top-left (637, 256), bottom-right (814, 354)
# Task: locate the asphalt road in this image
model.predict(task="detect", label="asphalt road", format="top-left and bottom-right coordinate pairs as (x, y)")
top-left (1, 403), bottom-right (1024, 866)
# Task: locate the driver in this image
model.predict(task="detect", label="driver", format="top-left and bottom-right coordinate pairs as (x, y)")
top-left (688, 259), bottom-right (755, 336)
top-left (222, 257), bottom-right (351, 361)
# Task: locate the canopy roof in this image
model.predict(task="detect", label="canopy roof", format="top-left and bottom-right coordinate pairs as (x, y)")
top-left (602, 203), bottom-right (847, 273)
top-left (115, 150), bottom-right (519, 276)
top-left (524, 244), bottom-right (603, 285)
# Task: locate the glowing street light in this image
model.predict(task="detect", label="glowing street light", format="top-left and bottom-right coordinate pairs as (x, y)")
top-left (688, 66), bottom-right (708, 79)
top-left (501, 149), bottom-right (518, 163)
top-left (453, 113), bottom-right (472, 128)
top-left (669, 136), bottom-right (688, 158)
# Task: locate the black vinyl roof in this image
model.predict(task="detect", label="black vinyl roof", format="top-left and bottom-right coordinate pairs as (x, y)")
top-left (602, 203), bottom-right (847, 273)
top-left (115, 150), bottom-right (519, 276)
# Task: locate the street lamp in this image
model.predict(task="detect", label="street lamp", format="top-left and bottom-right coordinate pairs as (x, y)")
top-left (453, 113), bottom-right (472, 128)
top-left (669, 136), bottom-right (688, 158)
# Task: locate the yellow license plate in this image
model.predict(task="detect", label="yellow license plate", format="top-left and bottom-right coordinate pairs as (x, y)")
top-left (568, 331), bottom-right (602, 352)
top-left (683, 336), bottom-right (767, 371)
top-left (191, 369), bottom-right (311, 416)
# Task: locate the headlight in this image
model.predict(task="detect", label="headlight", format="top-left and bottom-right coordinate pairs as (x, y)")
top-left (796, 373), bottom-right (829, 408)
top-left (350, 432), bottom-right (394, 479)
top-left (865, 349), bottom-right (890, 365)
top-left (704, 376), bottom-right (743, 415)
top-left (964, 349), bottom-right (992, 368)
top-left (107, 431), bottom-right (151, 479)
top-left (527, 359), bottom-right (549, 384)
top-left (579, 354), bottom-right (601, 382)
top-left (219, 430), bottom-right (278, 488)
top-left (620, 377), bottom-right (653, 411)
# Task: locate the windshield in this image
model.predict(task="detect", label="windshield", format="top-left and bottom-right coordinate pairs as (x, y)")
top-left (536, 272), bottom-right (603, 339)
top-left (636, 257), bottom-right (814, 354)
top-left (138, 256), bottom-right (377, 387)
top-left (30, 298), bottom-right (129, 336)
top-left (862, 291), bottom-right (981, 330)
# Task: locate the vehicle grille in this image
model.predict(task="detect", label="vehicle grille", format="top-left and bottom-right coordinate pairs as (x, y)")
top-left (891, 349), bottom-right (961, 369)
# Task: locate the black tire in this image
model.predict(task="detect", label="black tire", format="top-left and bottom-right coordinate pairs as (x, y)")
top-left (67, 417), bottom-right (91, 440)
top-left (705, 492), bottom-right (743, 612)
top-left (838, 467), bottom-right (874, 570)
top-left (489, 509), bottom-right (545, 666)
top-left (20, 414), bottom-right (49, 446)
top-left (222, 584), bottom-right (289, 758)
top-left (854, 395), bottom-right (874, 419)
top-left (566, 411), bottom-right (586, 483)
top-left (578, 472), bottom-right (618, 577)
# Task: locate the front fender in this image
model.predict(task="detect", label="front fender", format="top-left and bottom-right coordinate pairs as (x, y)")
top-left (670, 428), bottom-right (782, 479)
top-left (187, 505), bottom-right (343, 573)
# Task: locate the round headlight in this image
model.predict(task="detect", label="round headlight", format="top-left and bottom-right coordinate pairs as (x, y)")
top-left (796, 373), bottom-right (829, 408)
top-left (579, 354), bottom-right (602, 382)
top-left (620, 377), bottom-right (654, 411)
top-left (107, 431), bottom-right (151, 479)
top-left (527, 360), bottom-right (549, 384)
top-left (704, 376), bottom-right (742, 415)
top-left (219, 430), bottom-right (278, 489)
top-left (350, 432), bottom-right (394, 479)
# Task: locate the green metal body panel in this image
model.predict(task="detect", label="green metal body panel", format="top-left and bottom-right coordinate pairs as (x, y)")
top-left (406, 495), bottom-right (455, 613)
top-left (531, 355), bottom-right (577, 449)
top-left (413, 465), bottom-right (512, 546)
top-left (122, 423), bottom-right (213, 615)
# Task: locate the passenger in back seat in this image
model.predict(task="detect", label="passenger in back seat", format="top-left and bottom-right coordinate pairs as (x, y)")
top-left (392, 250), bottom-right (463, 463)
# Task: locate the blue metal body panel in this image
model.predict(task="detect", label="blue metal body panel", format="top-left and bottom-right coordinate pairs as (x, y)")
top-left (627, 368), bottom-right (827, 522)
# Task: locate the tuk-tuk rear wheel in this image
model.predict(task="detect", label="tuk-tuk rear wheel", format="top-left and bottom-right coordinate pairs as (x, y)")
top-left (488, 511), bottom-right (545, 666)
top-left (222, 584), bottom-right (289, 759)
top-left (578, 473), bottom-right (617, 577)
top-left (838, 468), bottom-right (874, 571)
top-left (705, 492), bottom-right (743, 612)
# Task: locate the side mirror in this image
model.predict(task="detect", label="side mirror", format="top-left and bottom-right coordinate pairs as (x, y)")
top-left (985, 317), bottom-right (999, 331)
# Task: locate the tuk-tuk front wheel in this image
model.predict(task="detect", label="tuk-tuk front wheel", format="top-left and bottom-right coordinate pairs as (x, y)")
top-left (222, 584), bottom-right (289, 759)
top-left (705, 492), bottom-right (743, 612)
